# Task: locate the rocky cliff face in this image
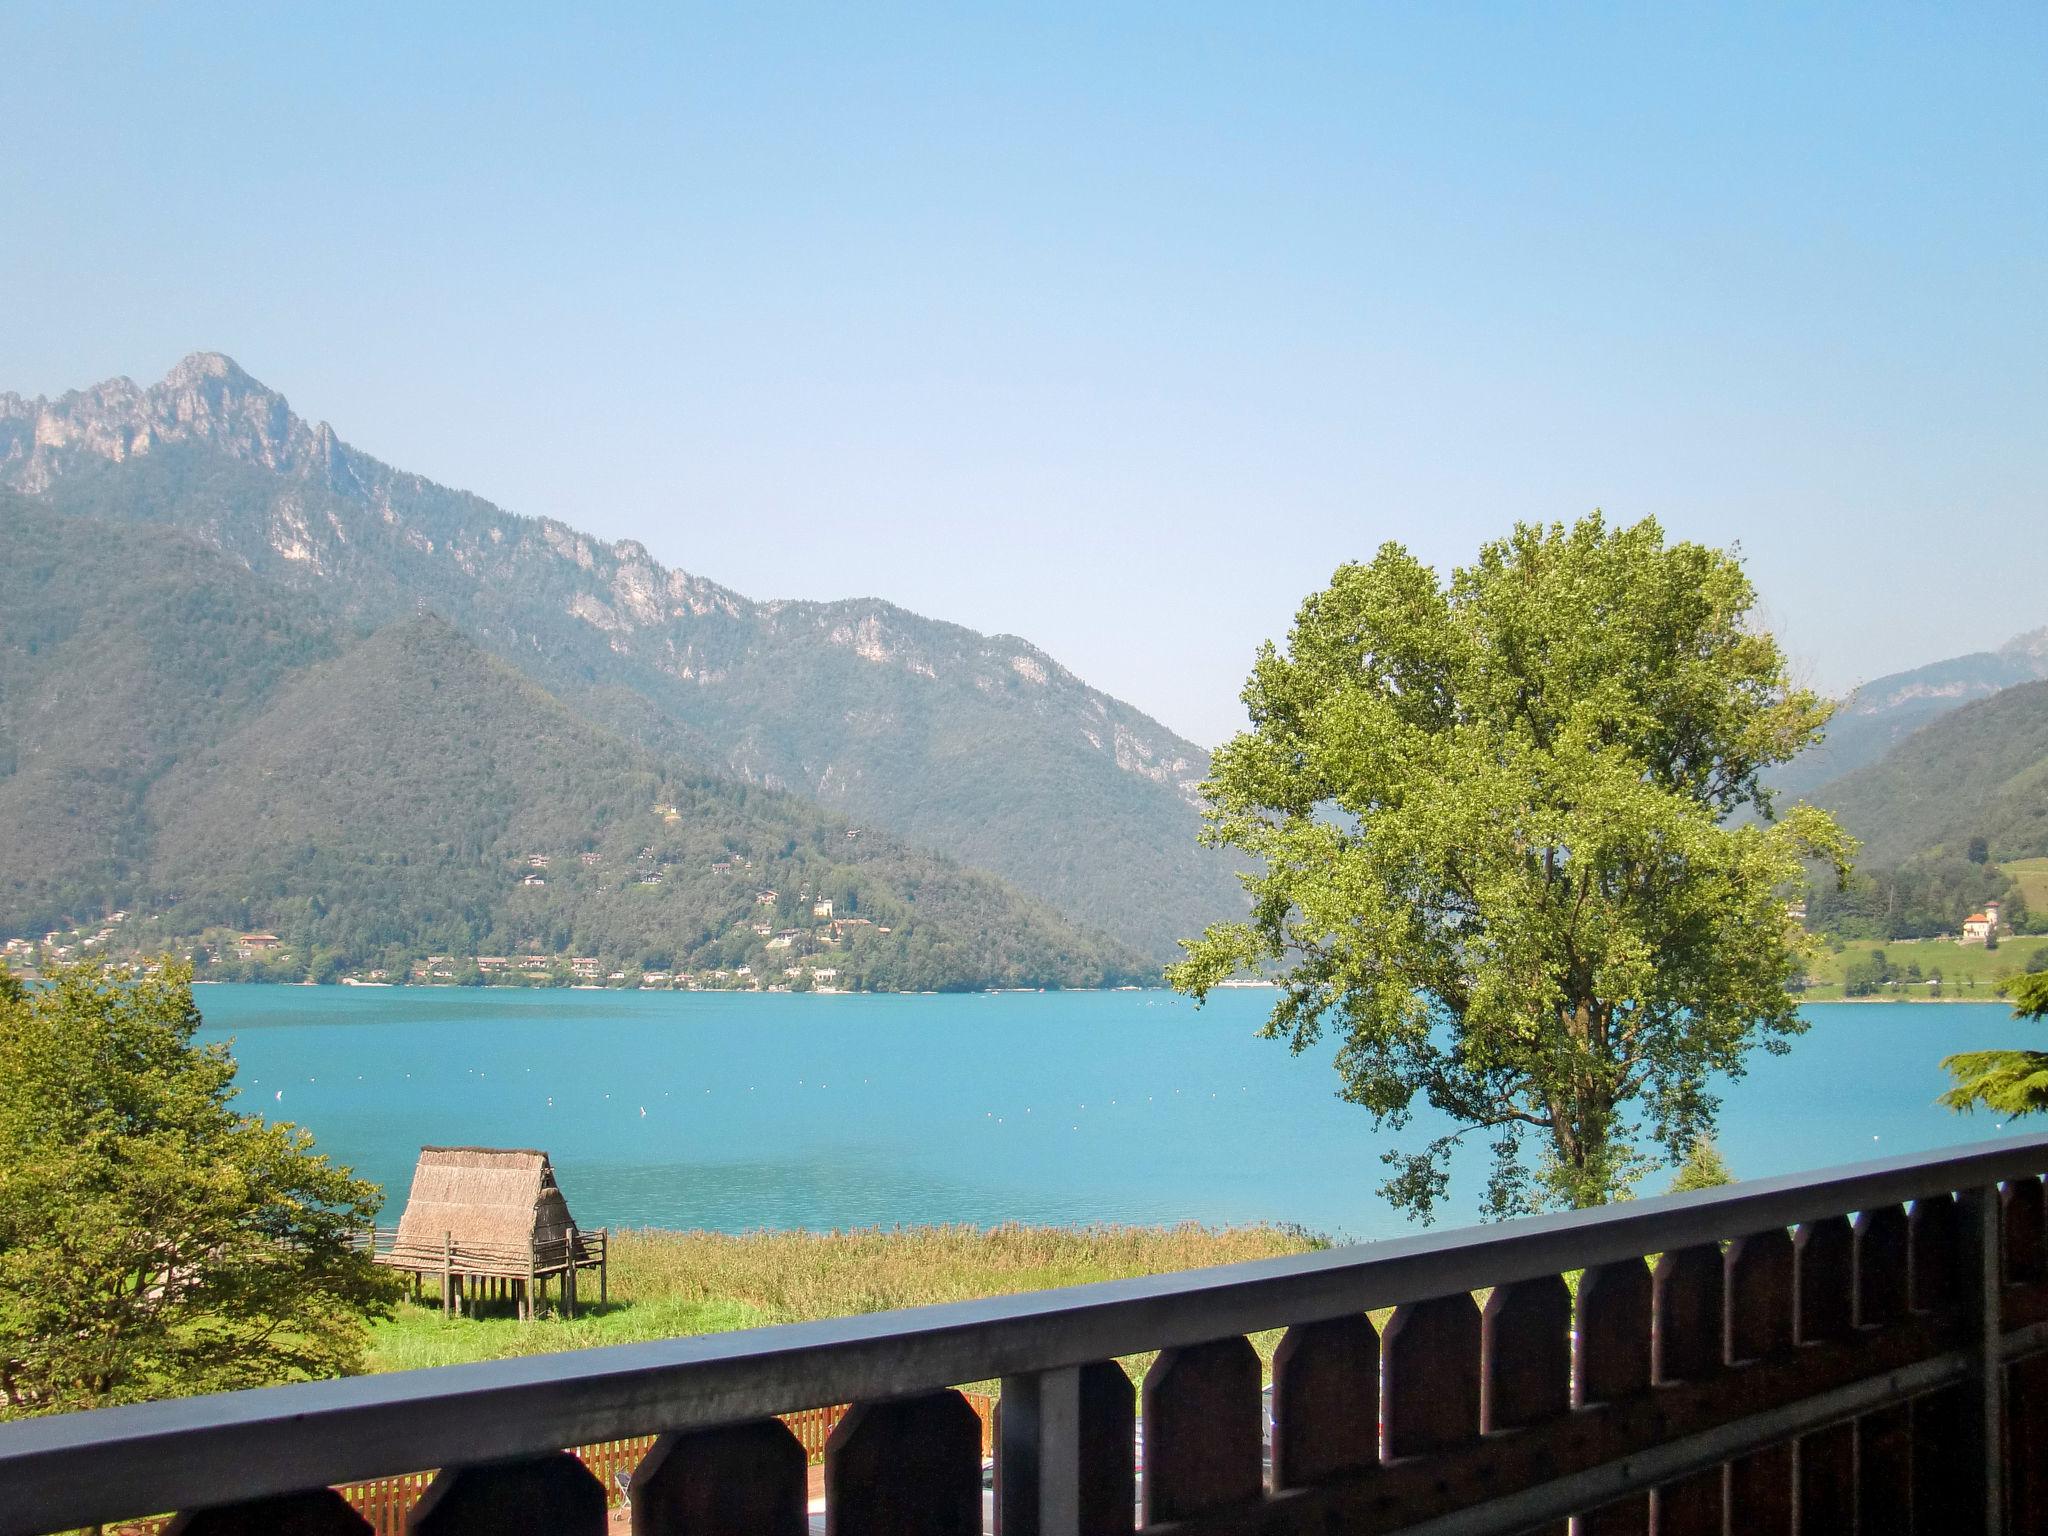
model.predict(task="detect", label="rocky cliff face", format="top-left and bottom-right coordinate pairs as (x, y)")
top-left (3, 354), bottom-right (1237, 957)
top-left (4, 354), bottom-right (297, 486)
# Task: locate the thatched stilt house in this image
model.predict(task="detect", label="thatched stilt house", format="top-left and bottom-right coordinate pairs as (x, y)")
top-left (372, 1147), bottom-right (607, 1319)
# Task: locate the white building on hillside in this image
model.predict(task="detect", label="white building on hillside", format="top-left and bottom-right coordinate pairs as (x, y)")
top-left (1962, 901), bottom-right (2003, 944)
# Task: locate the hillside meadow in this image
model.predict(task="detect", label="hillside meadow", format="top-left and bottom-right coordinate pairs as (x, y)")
top-left (1798, 932), bottom-right (2048, 1001)
top-left (2007, 858), bottom-right (2048, 917)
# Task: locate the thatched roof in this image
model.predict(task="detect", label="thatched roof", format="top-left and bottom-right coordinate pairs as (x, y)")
top-left (388, 1146), bottom-right (582, 1266)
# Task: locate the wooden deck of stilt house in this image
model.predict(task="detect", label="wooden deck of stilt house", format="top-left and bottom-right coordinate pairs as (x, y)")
top-left (366, 1146), bottom-right (608, 1318)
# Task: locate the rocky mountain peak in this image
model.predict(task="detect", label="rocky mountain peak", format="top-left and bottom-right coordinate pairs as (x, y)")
top-left (2000, 626), bottom-right (2048, 669)
top-left (0, 350), bottom-right (306, 489)
top-left (161, 350), bottom-right (265, 394)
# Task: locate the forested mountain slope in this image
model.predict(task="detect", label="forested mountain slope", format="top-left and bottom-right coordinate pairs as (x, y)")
top-left (0, 497), bottom-right (339, 926)
top-left (0, 502), bottom-right (1145, 988)
top-left (1772, 626), bottom-right (2048, 802)
top-left (0, 354), bottom-right (1244, 959)
top-left (1805, 679), bottom-right (2048, 869)
top-left (1797, 678), bottom-right (2048, 940)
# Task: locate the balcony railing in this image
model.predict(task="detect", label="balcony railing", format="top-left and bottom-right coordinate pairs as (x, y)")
top-left (6, 1133), bottom-right (2048, 1535)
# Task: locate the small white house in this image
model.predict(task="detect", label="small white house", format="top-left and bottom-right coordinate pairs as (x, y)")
top-left (1962, 902), bottom-right (2002, 944)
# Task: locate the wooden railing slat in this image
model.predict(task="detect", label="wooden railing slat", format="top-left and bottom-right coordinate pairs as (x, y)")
top-left (1911, 1385), bottom-right (1971, 1534)
top-left (1854, 1203), bottom-right (1914, 1535)
top-left (1271, 1314), bottom-right (1378, 1491)
top-left (825, 1390), bottom-right (981, 1536)
top-left (1652, 1245), bottom-right (1724, 1386)
top-left (1794, 1216), bottom-right (1854, 1347)
top-left (1858, 1404), bottom-right (1913, 1536)
top-left (1076, 1361), bottom-right (1138, 1536)
top-left (1856, 1203), bottom-right (1911, 1329)
top-left (1141, 1335), bottom-right (1263, 1522)
top-left (1480, 1274), bottom-right (1569, 1536)
top-left (1910, 1192), bottom-right (1962, 1314)
top-left (1726, 1228), bottom-right (1794, 1367)
top-left (1907, 1193), bottom-right (1967, 1532)
top-left (165, 1490), bottom-right (373, 1535)
top-left (1791, 1217), bottom-right (1856, 1531)
top-left (406, 1453), bottom-right (607, 1536)
top-left (2014, 1219), bottom-right (2048, 1536)
top-left (1649, 1244), bottom-right (1724, 1533)
top-left (1648, 1469), bottom-right (1723, 1536)
top-left (628, 1419), bottom-right (806, 1536)
top-left (1483, 1273), bottom-right (1571, 1432)
top-left (1575, 1258), bottom-right (1651, 1408)
top-left (2008, 1177), bottom-right (2047, 1287)
top-left (2011, 1353), bottom-right (2048, 1536)
top-left (1793, 1423), bottom-right (1855, 1534)
top-left (1572, 1257), bottom-right (1651, 1536)
top-left (1381, 1292), bottom-right (1481, 1460)
top-left (1724, 1229), bottom-right (1795, 1534)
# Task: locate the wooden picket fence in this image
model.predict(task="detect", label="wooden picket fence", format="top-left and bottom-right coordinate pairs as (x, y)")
top-left (107, 1392), bottom-right (995, 1535)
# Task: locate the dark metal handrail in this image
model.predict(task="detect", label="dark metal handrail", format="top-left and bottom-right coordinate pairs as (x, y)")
top-left (4, 1132), bottom-right (2047, 1535)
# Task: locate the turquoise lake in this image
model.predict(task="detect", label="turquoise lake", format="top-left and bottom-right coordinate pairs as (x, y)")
top-left (192, 985), bottom-right (2038, 1241)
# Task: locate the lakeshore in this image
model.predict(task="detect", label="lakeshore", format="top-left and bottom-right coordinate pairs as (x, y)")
top-left (184, 977), bottom-right (2044, 1010)
top-left (1795, 932), bottom-right (2047, 1001)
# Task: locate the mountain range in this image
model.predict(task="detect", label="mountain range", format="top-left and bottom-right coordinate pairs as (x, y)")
top-left (0, 354), bottom-right (1242, 963)
top-left (0, 493), bottom-right (1144, 988)
top-left (1771, 626), bottom-right (2048, 803)
top-left (8, 351), bottom-right (2042, 969)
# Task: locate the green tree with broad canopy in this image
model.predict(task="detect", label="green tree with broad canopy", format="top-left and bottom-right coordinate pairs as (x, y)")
top-left (1939, 972), bottom-right (2048, 1116)
top-left (1170, 515), bottom-right (1852, 1219)
top-left (0, 959), bottom-right (394, 1417)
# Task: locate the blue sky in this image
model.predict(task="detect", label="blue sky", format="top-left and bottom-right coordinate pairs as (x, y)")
top-left (3, 3), bottom-right (2043, 746)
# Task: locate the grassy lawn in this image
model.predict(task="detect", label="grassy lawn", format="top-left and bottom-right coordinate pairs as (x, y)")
top-left (1797, 933), bottom-right (2048, 1002)
top-left (2006, 858), bottom-right (2048, 916)
top-left (367, 1223), bottom-right (1321, 1377)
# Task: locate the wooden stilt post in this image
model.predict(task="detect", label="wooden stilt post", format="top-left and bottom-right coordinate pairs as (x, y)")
top-left (565, 1225), bottom-right (579, 1319)
top-left (526, 1237), bottom-right (537, 1322)
top-left (442, 1230), bottom-right (453, 1318)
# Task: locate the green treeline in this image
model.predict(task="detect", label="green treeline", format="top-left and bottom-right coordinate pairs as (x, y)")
top-left (1805, 850), bottom-right (2033, 942)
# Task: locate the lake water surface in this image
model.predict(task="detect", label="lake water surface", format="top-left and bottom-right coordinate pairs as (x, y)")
top-left (194, 986), bottom-right (2036, 1241)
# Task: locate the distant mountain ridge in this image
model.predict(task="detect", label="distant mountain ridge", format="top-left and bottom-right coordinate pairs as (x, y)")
top-left (0, 496), bottom-right (1145, 988)
top-left (1802, 677), bottom-right (2048, 871)
top-left (1772, 626), bottom-right (2048, 802)
top-left (0, 353), bottom-right (1243, 959)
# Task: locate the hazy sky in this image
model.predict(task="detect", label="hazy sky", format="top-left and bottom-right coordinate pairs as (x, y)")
top-left (3, 4), bottom-right (2043, 746)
